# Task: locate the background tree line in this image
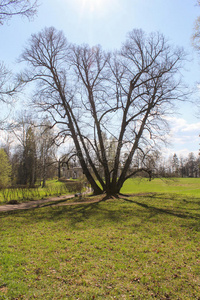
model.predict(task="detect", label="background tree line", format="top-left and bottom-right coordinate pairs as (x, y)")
top-left (130, 151), bottom-right (200, 179)
top-left (1, 116), bottom-right (58, 188)
top-left (1, 129), bottom-right (199, 192)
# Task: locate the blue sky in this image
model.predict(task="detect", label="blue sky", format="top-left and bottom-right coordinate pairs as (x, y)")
top-left (1, 0), bottom-right (200, 157)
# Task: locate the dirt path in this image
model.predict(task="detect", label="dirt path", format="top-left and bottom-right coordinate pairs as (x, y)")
top-left (0, 192), bottom-right (153, 212)
top-left (0, 194), bottom-right (92, 212)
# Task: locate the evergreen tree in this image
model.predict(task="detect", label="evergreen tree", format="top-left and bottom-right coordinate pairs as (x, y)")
top-left (18, 126), bottom-right (37, 186)
top-left (0, 148), bottom-right (11, 188)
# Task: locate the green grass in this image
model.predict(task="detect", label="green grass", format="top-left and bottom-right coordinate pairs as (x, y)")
top-left (0, 190), bottom-right (200, 299)
top-left (0, 180), bottom-right (70, 204)
top-left (121, 177), bottom-right (200, 196)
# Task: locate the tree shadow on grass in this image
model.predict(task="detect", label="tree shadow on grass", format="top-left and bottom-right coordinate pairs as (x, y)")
top-left (0, 196), bottom-right (134, 232)
top-left (125, 198), bottom-right (195, 218)
top-left (121, 195), bottom-right (200, 231)
top-left (1, 194), bottom-right (200, 231)
top-left (49, 199), bottom-right (124, 228)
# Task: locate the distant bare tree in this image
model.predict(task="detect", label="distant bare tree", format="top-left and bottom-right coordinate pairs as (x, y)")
top-left (37, 119), bottom-right (58, 187)
top-left (0, 0), bottom-right (38, 25)
top-left (20, 27), bottom-right (187, 195)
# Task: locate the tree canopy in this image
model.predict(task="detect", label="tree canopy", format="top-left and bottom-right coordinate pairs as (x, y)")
top-left (20, 27), bottom-right (187, 195)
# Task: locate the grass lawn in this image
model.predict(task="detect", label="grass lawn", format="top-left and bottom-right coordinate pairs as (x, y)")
top-left (0, 178), bottom-right (200, 299)
top-left (121, 177), bottom-right (200, 196)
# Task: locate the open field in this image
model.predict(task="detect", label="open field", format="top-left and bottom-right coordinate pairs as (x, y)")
top-left (1, 178), bottom-right (200, 299)
top-left (121, 177), bottom-right (200, 196)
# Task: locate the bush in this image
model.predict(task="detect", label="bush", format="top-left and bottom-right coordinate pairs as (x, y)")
top-left (65, 181), bottom-right (84, 193)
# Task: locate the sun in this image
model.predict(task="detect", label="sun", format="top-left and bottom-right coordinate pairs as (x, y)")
top-left (60, 0), bottom-right (118, 17)
top-left (81, 0), bottom-right (103, 12)
top-left (78, 0), bottom-right (113, 14)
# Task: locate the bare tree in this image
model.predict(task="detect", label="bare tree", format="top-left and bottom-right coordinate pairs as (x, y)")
top-left (0, 62), bottom-right (22, 103)
top-left (0, 0), bottom-right (38, 25)
top-left (20, 27), bottom-right (187, 195)
top-left (0, 0), bottom-right (38, 127)
top-left (0, 61), bottom-right (24, 129)
top-left (192, 1), bottom-right (200, 118)
top-left (37, 119), bottom-right (58, 187)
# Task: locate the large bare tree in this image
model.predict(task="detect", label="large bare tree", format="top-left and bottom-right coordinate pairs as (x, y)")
top-left (20, 27), bottom-right (186, 195)
top-left (0, 0), bottom-right (38, 25)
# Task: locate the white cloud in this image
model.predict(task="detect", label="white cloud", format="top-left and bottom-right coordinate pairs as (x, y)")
top-left (162, 116), bottom-right (200, 157)
top-left (181, 122), bottom-right (200, 132)
top-left (166, 116), bottom-right (200, 133)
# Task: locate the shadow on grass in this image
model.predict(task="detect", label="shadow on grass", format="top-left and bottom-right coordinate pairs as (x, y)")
top-left (145, 192), bottom-right (200, 205)
top-left (1, 194), bottom-right (200, 231)
top-left (123, 197), bottom-right (200, 219)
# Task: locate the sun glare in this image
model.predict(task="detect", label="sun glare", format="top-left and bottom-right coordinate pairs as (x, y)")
top-left (82, 0), bottom-right (103, 12)
top-left (78, 0), bottom-right (114, 14)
